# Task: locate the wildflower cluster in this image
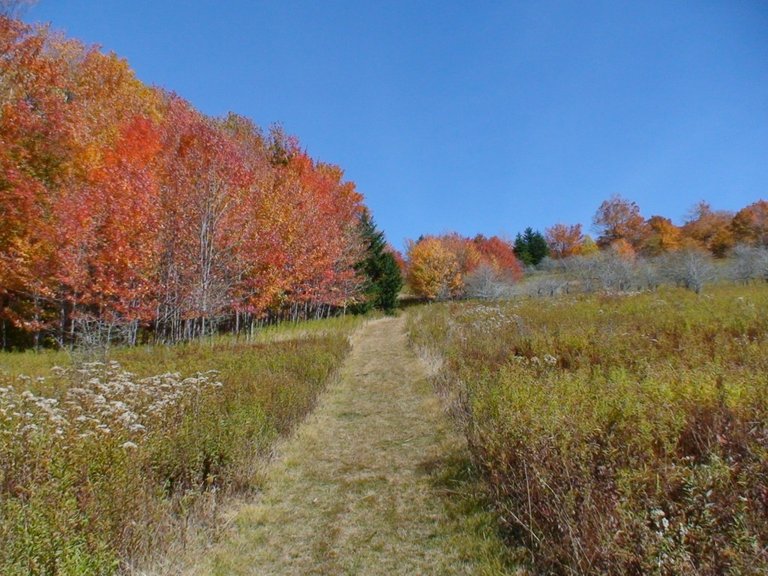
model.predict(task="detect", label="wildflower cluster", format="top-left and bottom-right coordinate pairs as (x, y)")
top-left (1, 362), bottom-right (223, 448)
top-left (458, 304), bottom-right (522, 333)
top-left (510, 353), bottom-right (558, 367)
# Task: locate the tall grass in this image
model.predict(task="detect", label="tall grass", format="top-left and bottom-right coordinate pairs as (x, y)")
top-left (409, 285), bottom-right (768, 575)
top-left (0, 315), bottom-right (362, 575)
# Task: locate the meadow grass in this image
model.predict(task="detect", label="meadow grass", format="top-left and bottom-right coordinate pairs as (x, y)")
top-left (409, 284), bottom-right (768, 575)
top-left (0, 315), bottom-right (363, 575)
top-left (192, 316), bottom-right (518, 576)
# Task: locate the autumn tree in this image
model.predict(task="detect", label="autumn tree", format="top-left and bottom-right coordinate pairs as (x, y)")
top-left (473, 235), bottom-right (523, 280)
top-left (730, 200), bottom-right (768, 247)
top-left (406, 237), bottom-right (462, 301)
top-left (593, 195), bottom-right (648, 249)
top-left (609, 238), bottom-right (637, 261)
top-left (545, 223), bottom-right (584, 259)
top-left (389, 247), bottom-right (407, 276)
top-left (434, 233), bottom-right (479, 275)
top-left (56, 116), bottom-right (163, 345)
top-left (281, 153), bottom-right (365, 314)
top-left (154, 97), bottom-right (260, 339)
top-left (405, 233), bottom-right (522, 301)
top-left (681, 201), bottom-right (734, 257)
top-left (49, 38), bottom-right (164, 345)
top-left (0, 17), bottom-right (75, 347)
top-left (642, 215), bottom-right (682, 256)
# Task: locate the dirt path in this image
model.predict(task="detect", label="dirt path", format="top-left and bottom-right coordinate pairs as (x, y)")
top-left (189, 315), bottom-right (504, 576)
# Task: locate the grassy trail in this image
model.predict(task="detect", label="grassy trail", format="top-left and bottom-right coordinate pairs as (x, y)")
top-left (188, 315), bottom-right (509, 576)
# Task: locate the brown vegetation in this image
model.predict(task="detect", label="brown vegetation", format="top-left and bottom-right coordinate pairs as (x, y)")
top-left (409, 285), bottom-right (768, 575)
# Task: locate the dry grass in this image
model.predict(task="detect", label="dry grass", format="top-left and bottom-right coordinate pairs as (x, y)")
top-left (185, 316), bottom-right (516, 576)
top-left (409, 285), bottom-right (768, 575)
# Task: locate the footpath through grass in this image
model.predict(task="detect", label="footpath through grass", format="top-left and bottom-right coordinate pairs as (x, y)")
top-left (191, 315), bottom-right (515, 576)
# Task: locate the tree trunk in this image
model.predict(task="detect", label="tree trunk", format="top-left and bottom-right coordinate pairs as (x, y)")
top-left (33, 294), bottom-right (40, 352)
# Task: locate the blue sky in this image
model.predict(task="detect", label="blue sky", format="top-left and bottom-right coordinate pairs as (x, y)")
top-left (24, 1), bottom-right (768, 250)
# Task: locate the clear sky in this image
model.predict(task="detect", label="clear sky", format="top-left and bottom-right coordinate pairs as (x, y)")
top-left (23, 1), bottom-right (768, 250)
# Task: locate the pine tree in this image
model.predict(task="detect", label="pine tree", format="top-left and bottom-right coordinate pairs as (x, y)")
top-left (355, 212), bottom-right (403, 313)
top-left (513, 227), bottom-right (549, 266)
top-left (376, 252), bottom-right (402, 311)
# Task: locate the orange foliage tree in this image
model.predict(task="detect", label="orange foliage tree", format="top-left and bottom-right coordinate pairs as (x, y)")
top-left (440, 233), bottom-right (482, 275)
top-left (593, 195), bottom-right (649, 249)
top-left (56, 117), bottom-right (163, 341)
top-left (731, 200), bottom-right (768, 247)
top-left (545, 224), bottom-right (585, 259)
top-left (0, 17), bottom-right (74, 346)
top-left (472, 235), bottom-right (523, 280)
top-left (681, 201), bottom-right (734, 257)
top-left (642, 215), bottom-right (682, 256)
top-left (609, 238), bottom-right (637, 261)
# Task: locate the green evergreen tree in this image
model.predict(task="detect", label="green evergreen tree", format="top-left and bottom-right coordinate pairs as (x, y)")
top-left (355, 212), bottom-right (403, 313)
top-left (513, 227), bottom-right (549, 266)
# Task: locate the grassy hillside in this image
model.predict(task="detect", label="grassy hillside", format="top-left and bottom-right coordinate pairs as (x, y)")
top-left (409, 285), bottom-right (768, 575)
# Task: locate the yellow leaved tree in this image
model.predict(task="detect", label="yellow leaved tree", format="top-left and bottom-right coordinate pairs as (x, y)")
top-left (406, 237), bottom-right (462, 300)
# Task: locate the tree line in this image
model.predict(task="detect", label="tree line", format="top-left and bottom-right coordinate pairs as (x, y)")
top-left (0, 16), bottom-right (401, 349)
top-left (405, 195), bottom-right (767, 300)
top-left (552, 195), bottom-right (767, 260)
top-left (513, 195), bottom-right (768, 265)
